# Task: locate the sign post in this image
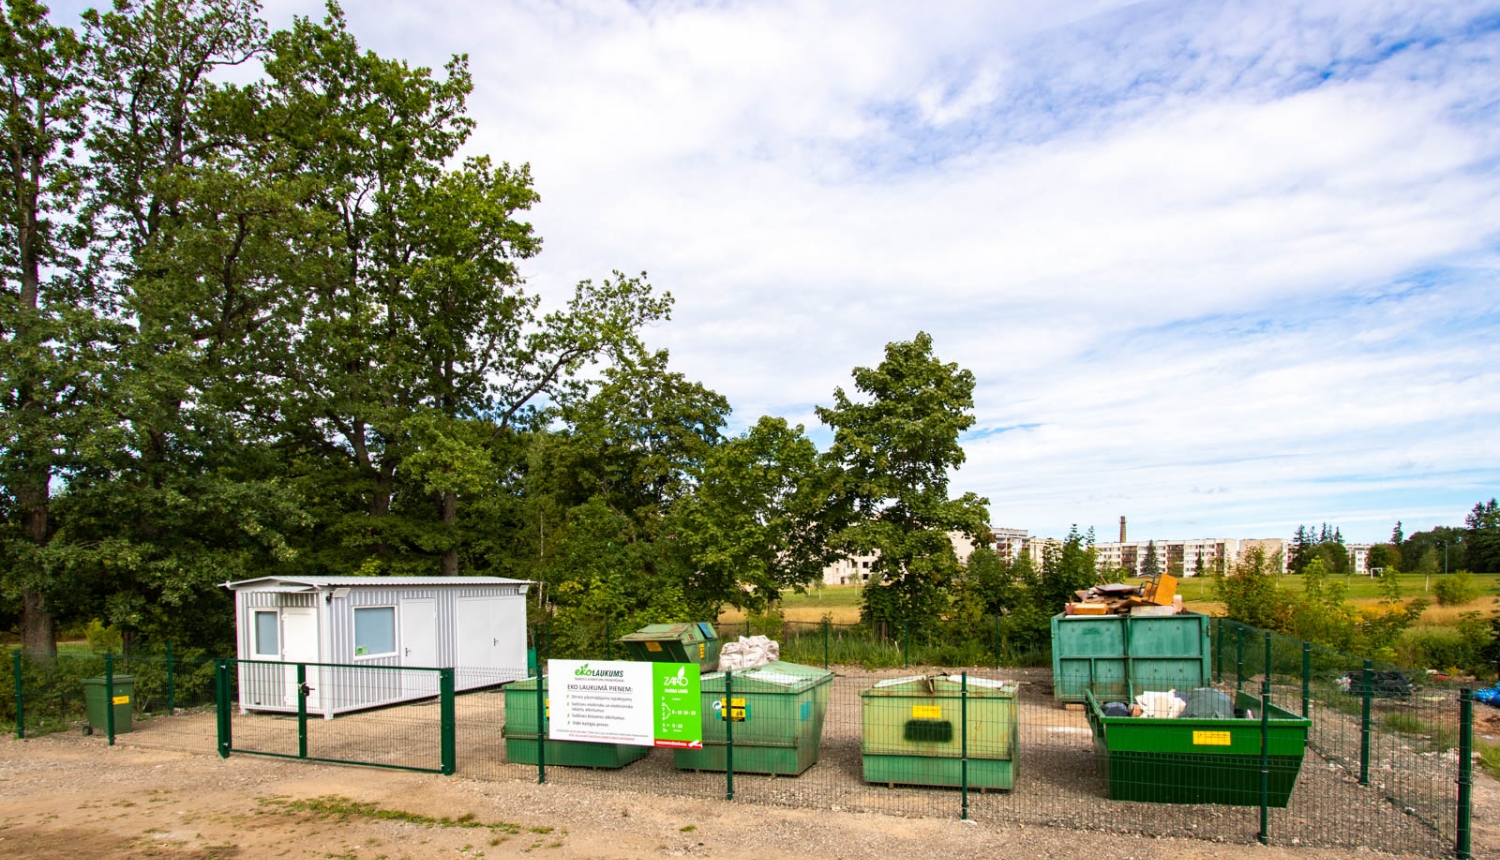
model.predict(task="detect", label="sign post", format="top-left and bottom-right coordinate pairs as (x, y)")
top-left (549, 659), bottom-right (702, 749)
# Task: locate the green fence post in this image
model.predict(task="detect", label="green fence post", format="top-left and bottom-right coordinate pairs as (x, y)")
top-left (1458, 688), bottom-right (1473, 859)
top-left (440, 668), bottom-right (456, 776)
top-left (1259, 632), bottom-right (1271, 845)
top-left (12, 650), bottom-right (22, 740)
top-left (1213, 617), bottom-right (1222, 683)
top-left (215, 659), bottom-right (232, 758)
top-left (605, 617), bottom-right (611, 661)
top-left (296, 663), bottom-right (308, 760)
top-left (903, 619), bottom-right (910, 669)
top-left (1359, 659), bottom-right (1372, 786)
top-left (725, 669), bottom-right (735, 801)
top-left (993, 616), bottom-right (1001, 671)
top-left (822, 617), bottom-right (830, 669)
top-left (1300, 642), bottom-right (1311, 718)
top-left (961, 671), bottom-right (969, 821)
top-left (1235, 626), bottom-right (1245, 692)
top-left (166, 641), bottom-right (175, 717)
top-left (105, 652), bottom-right (116, 746)
top-left (536, 665), bottom-right (546, 784)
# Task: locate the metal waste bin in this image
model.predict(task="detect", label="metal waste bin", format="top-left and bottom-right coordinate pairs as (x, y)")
top-left (859, 674), bottom-right (1017, 790)
top-left (1051, 612), bottom-right (1211, 703)
top-left (618, 622), bottom-right (722, 672)
top-left (673, 660), bottom-right (831, 776)
top-left (1085, 689), bottom-right (1309, 805)
top-left (82, 674), bottom-right (135, 735)
top-left (501, 677), bottom-right (651, 769)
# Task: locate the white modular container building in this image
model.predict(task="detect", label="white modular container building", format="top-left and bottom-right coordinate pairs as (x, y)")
top-left (223, 576), bottom-right (531, 718)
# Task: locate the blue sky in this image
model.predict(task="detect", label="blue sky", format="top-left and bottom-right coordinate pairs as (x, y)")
top-left (54, 0), bottom-right (1500, 542)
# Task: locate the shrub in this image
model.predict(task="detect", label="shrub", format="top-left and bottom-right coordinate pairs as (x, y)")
top-left (1433, 572), bottom-right (1481, 606)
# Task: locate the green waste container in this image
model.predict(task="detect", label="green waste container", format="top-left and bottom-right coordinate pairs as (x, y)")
top-left (673, 660), bottom-right (831, 776)
top-left (1051, 612), bottom-right (1211, 703)
top-left (82, 674), bottom-right (135, 735)
top-left (618, 622), bottom-right (722, 672)
top-left (501, 677), bottom-right (651, 769)
top-left (1085, 689), bottom-right (1309, 805)
top-left (859, 674), bottom-right (1018, 790)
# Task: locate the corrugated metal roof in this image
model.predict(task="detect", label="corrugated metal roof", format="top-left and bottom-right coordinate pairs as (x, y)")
top-left (222, 576), bottom-right (533, 590)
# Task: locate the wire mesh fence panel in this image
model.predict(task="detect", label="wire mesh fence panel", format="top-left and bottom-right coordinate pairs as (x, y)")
top-left (222, 659), bottom-right (450, 773)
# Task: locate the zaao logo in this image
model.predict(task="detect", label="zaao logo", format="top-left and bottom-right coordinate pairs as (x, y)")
top-left (663, 666), bottom-right (691, 687)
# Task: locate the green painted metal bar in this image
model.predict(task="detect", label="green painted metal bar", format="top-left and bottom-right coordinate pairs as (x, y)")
top-left (12, 650), bottom-right (22, 740)
top-left (1359, 659), bottom-right (1372, 786)
top-left (215, 660), bottom-right (231, 758)
top-left (536, 667), bottom-right (546, 784)
top-left (960, 671), bottom-right (969, 820)
top-left (605, 617), bottom-right (611, 661)
top-left (1458, 688), bottom-right (1473, 859)
top-left (993, 616), bottom-right (1001, 671)
top-left (105, 652), bottom-right (116, 746)
top-left (1236, 625), bottom-right (1245, 692)
top-left (440, 668), bottom-right (456, 776)
top-left (296, 663), bottom-right (308, 760)
top-left (725, 670), bottom-right (735, 801)
top-left (230, 748), bottom-right (445, 774)
top-left (1259, 632), bottom-right (1271, 845)
top-left (166, 642), bottom-right (175, 717)
top-left (1214, 617), bottom-right (1222, 683)
top-left (1300, 642), bottom-right (1311, 718)
top-left (903, 619), bottom-right (910, 669)
top-left (823, 617), bottom-right (830, 669)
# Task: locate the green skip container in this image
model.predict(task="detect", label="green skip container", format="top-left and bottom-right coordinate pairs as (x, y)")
top-left (859, 674), bottom-right (1018, 790)
top-left (673, 660), bottom-right (831, 776)
top-left (82, 674), bottom-right (135, 735)
top-left (1085, 689), bottom-right (1310, 806)
top-left (618, 622), bottom-right (722, 673)
top-left (1051, 612), bottom-right (1211, 703)
top-left (501, 677), bottom-right (651, 769)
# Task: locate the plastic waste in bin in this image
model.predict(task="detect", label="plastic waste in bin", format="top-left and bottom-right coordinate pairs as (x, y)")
top-left (82, 674), bottom-right (135, 735)
top-left (618, 622), bottom-right (721, 672)
top-left (501, 676), bottom-right (651, 769)
top-left (673, 660), bottom-right (831, 776)
top-left (1085, 688), bottom-right (1309, 805)
top-left (859, 674), bottom-right (1018, 790)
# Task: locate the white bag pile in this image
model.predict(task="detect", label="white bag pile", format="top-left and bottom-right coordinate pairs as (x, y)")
top-left (716, 635), bottom-right (780, 671)
top-left (1135, 689), bottom-right (1186, 719)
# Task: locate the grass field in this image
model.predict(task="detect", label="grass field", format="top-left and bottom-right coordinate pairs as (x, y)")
top-left (721, 572), bottom-right (1500, 627)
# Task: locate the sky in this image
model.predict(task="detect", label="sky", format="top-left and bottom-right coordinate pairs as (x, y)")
top-left (57, 0), bottom-right (1500, 543)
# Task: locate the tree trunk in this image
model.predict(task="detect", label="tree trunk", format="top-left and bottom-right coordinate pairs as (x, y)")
top-left (440, 490), bottom-right (458, 576)
top-left (20, 589), bottom-right (56, 659)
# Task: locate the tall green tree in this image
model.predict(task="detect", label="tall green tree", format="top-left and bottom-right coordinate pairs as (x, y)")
top-left (1141, 540), bottom-right (1160, 578)
top-left (1465, 499), bottom-right (1500, 573)
top-left (817, 332), bottom-right (989, 633)
top-left (0, 0), bottom-right (88, 655)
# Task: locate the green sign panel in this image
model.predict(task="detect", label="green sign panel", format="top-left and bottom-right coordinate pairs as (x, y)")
top-left (652, 663), bottom-right (702, 748)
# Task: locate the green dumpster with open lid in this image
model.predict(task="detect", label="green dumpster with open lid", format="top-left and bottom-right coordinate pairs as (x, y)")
top-left (618, 622), bottom-right (722, 672)
top-left (859, 674), bottom-right (1018, 790)
top-left (501, 676), bottom-right (651, 769)
top-left (673, 660), bottom-right (832, 776)
top-left (1085, 688), bottom-right (1310, 805)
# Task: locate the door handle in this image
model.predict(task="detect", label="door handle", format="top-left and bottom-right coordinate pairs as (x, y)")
top-left (299, 683), bottom-right (314, 697)
top-left (405, 647), bottom-right (410, 656)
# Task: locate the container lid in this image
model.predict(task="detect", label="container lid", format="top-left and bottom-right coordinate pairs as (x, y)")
top-left (700, 660), bottom-right (832, 694)
top-left (861, 673), bottom-right (1016, 698)
top-left (81, 675), bottom-right (138, 685)
top-left (618, 622), bottom-right (708, 645)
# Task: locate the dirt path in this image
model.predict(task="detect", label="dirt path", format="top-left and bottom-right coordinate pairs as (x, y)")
top-left (2, 733), bottom-right (1493, 860)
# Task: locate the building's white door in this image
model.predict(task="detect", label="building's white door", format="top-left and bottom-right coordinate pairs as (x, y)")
top-left (455, 597), bottom-right (498, 689)
top-left (400, 599), bottom-right (438, 698)
top-left (281, 608), bottom-right (321, 711)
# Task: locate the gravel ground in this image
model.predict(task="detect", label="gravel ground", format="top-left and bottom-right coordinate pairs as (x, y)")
top-left (106, 663), bottom-right (1497, 857)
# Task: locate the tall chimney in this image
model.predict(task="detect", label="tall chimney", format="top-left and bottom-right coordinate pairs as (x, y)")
top-left (1120, 516), bottom-right (1127, 543)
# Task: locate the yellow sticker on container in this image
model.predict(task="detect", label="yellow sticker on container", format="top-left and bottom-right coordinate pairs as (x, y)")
top-left (646, 641), bottom-right (662, 652)
top-left (699, 643), bottom-right (706, 659)
top-left (112, 695), bottom-right (130, 705)
top-left (1193, 731), bottom-right (1231, 746)
top-left (912, 705), bottom-right (942, 719)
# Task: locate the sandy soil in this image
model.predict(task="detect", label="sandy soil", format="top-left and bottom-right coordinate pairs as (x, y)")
top-left (3, 733), bottom-right (1488, 860)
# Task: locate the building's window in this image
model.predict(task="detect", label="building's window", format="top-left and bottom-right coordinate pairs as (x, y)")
top-left (354, 607), bottom-right (397, 657)
top-left (861, 560), bottom-right (870, 569)
top-left (254, 610), bottom-right (279, 657)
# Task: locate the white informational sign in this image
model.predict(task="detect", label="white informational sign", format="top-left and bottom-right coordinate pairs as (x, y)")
top-left (547, 659), bottom-right (702, 748)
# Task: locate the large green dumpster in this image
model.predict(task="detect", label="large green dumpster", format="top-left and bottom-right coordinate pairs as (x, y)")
top-left (1085, 689), bottom-right (1309, 805)
top-left (501, 677), bottom-right (651, 769)
top-left (82, 675), bottom-right (135, 735)
top-left (859, 674), bottom-right (1018, 790)
top-left (1051, 612), bottom-right (1211, 703)
top-left (673, 661), bottom-right (831, 776)
top-left (619, 622), bottom-right (722, 672)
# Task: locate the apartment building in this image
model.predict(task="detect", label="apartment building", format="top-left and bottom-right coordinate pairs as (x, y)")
top-left (821, 527), bottom-right (1028, 585)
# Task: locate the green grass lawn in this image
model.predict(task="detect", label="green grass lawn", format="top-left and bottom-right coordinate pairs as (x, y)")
top-left (1151, 571), bottom-right (1500, 604)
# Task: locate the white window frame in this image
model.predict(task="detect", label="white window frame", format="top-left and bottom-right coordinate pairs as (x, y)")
top-left (353, 605), bottom-right (399, 659)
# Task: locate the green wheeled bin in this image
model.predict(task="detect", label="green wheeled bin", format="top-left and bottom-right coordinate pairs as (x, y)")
top-left (1085, 689), bottom-right (1310, 805)
top-left (1051, 612), bottom-right (1211, 703)
top-left (673, 660), bottom-right (831, 776)
top-left (501, 677), bottom-right (651, 769)
top-left (859, 674), bottom-right (1018, 790)
top-left (82, 674), bottom-right (135, 735)
top-left (618, 623), bottom-right (722, 672)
